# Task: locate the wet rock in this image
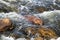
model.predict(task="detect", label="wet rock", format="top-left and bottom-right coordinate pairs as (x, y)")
top-left (16, 38), bottom-right (27, 40)
top-left (50, 38), bottom-right (56, 40)
top-left (35, 6), bottom-right (49, 13)
top-left (51, 4), bottom-right (60, 10)
top-left (0, 18), bottom-right (13, 32)
top-left (24, 27), bottom-right (36, 37)
top-left (37, 27), bottom-right (57, 38)
top-left (34, 37), bottom-right (43, 40)
top-left (0, 3), bottom-right (18, 13)
top-left (25, 15), bottom-right (43, 25)
top-left (55, 0), bottom-right (60, 5)
top-left (11, 30), bottom-right (27, 39)
top-left (1, 35), bottom-right (15, 40)
top-left (22, 26), bottom-right (57, 40)
top-left (4, 0), bottom-right (16, 2)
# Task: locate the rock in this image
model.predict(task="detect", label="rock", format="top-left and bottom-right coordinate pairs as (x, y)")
top-left (0, 18), bottom-right (13, 32)
top-left (1, 35), bottom-right (15, 40)
top-left (34, 37), bottom-right (43, 40)
top-left (0, 3), bottom-right (18, 13)
top-left (50, 38), bottom-right (56, 40)
top-left (25, 15), bottom-right (43, 25)
top-left (57, 37), bottom-right (60, 40)
top-left (35, 6), bottom-right (48, 13)
top-left (23, 26), bottom-right (57, 39)
top-left (16, 38), bottom-right (27, 40)
top-left (37, 27), bottom-right (57, 38)
top-left (4, 0), bottom-right (16, 2)
top-left (25, 27), bottom-right (36, 37)
top-left (55, 0), bottom-right (60, 4)
top-left (51, 4), bottom-right (60, 10)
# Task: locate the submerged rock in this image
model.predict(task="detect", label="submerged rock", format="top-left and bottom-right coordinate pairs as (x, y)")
top-left (1, 35), bottom-right (15, 40)
top-left (0, 18), bottom-right (13, 32)
top-left (24, 15), bottom-right (43, 25)
top-left (34, 37), bottom-right (43, 40)
top-left (0, 2), bottom-right (18, 13)
top-left (35, 6), bottom-right (49, 13)
top-left (37, 27), bottom-right (57, 38)
top-left (0, 0), bottom-right (60, 40)
top-left (55, 0), bottom-right (60, 5)
top-left (22, 26), bottom-right (57, 38)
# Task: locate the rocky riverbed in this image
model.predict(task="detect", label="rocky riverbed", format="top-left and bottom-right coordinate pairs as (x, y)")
top-left (0, 0), bottom-right (60, 40)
